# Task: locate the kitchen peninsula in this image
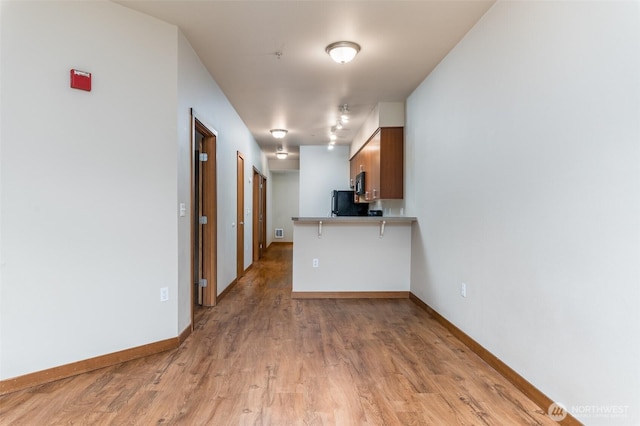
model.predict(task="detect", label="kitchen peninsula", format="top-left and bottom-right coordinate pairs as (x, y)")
top-left (291, 216), bottom-right (416, 298)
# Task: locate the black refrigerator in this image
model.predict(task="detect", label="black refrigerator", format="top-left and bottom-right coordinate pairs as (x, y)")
top-left (331, 190), bottom-right (368, 216)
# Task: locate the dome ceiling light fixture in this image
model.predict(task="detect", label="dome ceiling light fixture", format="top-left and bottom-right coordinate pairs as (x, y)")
top-left (270, 128), bottom-right (288, 139)
top-left (276, 146), bottom-right (288, 160)
top-left (325, 41), bottom-right (361, 64)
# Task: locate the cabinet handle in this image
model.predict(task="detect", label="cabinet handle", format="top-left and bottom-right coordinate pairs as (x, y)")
top-left (350, 178), bottom-right (354, 187)
top-left (365, 191), bottom-right (370, 200)
top-left (373, 189), bottom-right (377, 198)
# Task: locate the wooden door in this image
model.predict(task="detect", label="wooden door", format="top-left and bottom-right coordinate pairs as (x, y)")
top-left (252, 169), bottom-right (260, 262)
top-left (194, 132), bottom-right (204, 306)
top-left (252, 170), bottom-right (268, 261)
top-left (260, 177), bottom-right (267, 258)
top-left (200, 131), bottom-right (217, 306)
top-left (236, 152), bottom-right (245, 279)
top-left (191, 112), bottom-right (217, 320)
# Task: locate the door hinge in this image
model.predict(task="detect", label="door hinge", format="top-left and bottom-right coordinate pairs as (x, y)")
top-left (199, 153), bottom-right (208, 162)
top-left (199, 216), bottom-right (208, 225)
top-left (199, 279), bottom-right (208, 288)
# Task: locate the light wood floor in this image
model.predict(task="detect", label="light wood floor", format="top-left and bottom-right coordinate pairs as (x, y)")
top-left (0, 244), bottom-right (557, 425)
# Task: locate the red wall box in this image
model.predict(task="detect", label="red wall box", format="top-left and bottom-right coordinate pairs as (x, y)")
top-left (70, 69), bottom-right (91, 91)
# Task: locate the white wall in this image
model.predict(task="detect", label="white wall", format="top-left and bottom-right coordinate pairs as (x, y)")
top-left (0, 0), bottom-right (268, 380)
top-left (0, 1), bottom-right (179, 379)
top-left (299, 145), bottom-right (350, 217)
top-left (350, 102), bottom-right (405, 157)
top-left (406, 1), bottom-right (639, 424)
top-left (271, 171), bottom-right (299, 243)
top-left (176, 31), bottom-right (267, 326)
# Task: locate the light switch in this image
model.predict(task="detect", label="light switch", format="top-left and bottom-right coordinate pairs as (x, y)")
top-left (179, 203), bottom-right (186, 217)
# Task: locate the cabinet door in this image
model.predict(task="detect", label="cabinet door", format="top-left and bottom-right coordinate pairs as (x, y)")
top-left (351, 127), bottom-right (403, 202)
top-left (367, 130), bottom-right (381, 200)
top-left (379, 127), bottom-right (403, 199)
top-left (350, 150), bottom-right (365, 203)
top-left (360, 146), bottom-right (371, 202)
top-left (350, 152), bottom-right (359, 189)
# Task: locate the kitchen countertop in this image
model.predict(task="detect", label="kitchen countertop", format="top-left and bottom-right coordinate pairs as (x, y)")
top-left (292, 216), bottom-right (417, 223)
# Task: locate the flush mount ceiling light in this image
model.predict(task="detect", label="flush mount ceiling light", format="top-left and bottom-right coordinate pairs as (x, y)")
top-left (326, 41), bottom-right (361, 64)
top-left (276, 146), bottom-right (288, 160)
top-left (270, 128), bottom-right (288, 139)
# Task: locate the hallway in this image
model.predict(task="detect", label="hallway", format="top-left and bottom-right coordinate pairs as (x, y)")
top-left (1, 244), bottom-right (556, 425)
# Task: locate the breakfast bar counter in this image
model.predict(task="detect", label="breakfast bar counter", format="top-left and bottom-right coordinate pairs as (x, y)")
top-left (291, 216), bottom-right (416, 298)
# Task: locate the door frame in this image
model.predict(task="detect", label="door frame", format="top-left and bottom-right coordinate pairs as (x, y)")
top-left (191, 110), bottom-right (218, 327)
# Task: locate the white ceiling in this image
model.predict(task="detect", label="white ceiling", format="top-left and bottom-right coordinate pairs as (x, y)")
top-left (115, 0), bottom-right (495, 159)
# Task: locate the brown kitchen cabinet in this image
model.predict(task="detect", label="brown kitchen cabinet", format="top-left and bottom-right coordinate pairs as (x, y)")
top-left (350, 150), bottom-right (360, 189)
top-left (351, 127), bottom-right (403, 203)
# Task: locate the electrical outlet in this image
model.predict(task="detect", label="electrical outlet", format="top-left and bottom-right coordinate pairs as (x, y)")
top-left (460, 283), bottom-right (467, 298)
top-left (312, 258), bottom-right (319, 268)
top-left (160, 287), bottom-right (169, 302)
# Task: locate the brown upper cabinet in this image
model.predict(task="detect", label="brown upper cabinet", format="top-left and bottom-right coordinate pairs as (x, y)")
top-left (350, 127), bottom-right (404, 203)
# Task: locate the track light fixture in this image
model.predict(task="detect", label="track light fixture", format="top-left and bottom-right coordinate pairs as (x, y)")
top-left (340, 104), bottom-right (350, 122)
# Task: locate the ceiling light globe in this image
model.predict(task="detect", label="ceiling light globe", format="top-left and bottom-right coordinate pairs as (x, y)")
top-left (326, 41), bottom-right (361, 64)
top-left (276, 152), bottom-right (288, 159)
top-left (270, 129), bottom-right (288, 139)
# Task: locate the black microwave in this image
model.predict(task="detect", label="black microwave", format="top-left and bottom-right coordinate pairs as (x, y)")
top-left (355, 171), bottom-right (365, 195)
